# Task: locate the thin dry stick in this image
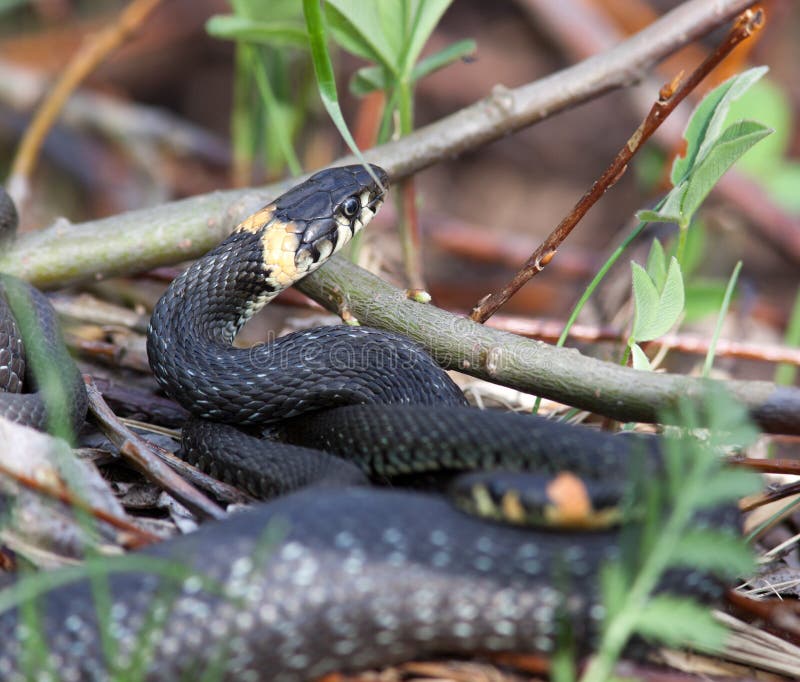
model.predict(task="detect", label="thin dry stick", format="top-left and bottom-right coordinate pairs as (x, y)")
top-left (470, 7), bottom-right (765, 323)
top-left (740, 480), bottom-right (800, 512)
top-left (84, 377), bottom-right (225, 521)
top-left (0, 460), bottom-right (158, 548)
top-left (130, 438), bottom-right (254, 507)
top-left (728, 456), bottom-right (800, 477)
top-left (8, 0), bottom-right (165, 207)
top-left (487, 314), bottom-right (800, 366)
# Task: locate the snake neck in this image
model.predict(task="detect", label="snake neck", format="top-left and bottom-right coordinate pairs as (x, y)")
top-left (175, 230), bottom-right (279, 345)
top-left (147, 230), bottom-right (282, 406)
top-left (147, 229), bottom-right (467, 426)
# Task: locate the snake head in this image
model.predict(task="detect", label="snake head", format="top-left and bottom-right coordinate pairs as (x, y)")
top-left (287, 163), bottom-right (389, 275)
top-left (241, 164), bottom-right (389, 287)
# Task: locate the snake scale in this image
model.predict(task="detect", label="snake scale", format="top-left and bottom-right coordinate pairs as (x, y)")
top-left (0, 170), bottom-right (739, 680)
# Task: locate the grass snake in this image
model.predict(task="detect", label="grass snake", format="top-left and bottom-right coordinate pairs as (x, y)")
top-left (0, 170), bottom-right (740, 680)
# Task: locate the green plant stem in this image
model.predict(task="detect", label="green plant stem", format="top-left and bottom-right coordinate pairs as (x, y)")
top-left (775, 286), bottom-right (800, 386)
top-left (621, 340), bottom-right (633, 367)
top-left (581, 456), bottom-right (710, 682)
top-left (247, 46), bottom-right (302, 176)
top-left (745, 495), bottom-right (800, 543)
top-left (531, 213), bottom-right (658, 412)
top-left (675, 222), bottom-right (689, 266)
top-left (558, 217), bottom-right (656, 348)
top-left (394, 77), bottom-right (425, 288)
top-left (231, 43), bottom-right (256, 186)
top-left (703, 260), bottom-right (742, 377)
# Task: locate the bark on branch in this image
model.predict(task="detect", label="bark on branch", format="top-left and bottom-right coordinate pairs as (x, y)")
top-left (296, 257), bottom-right (800, 436)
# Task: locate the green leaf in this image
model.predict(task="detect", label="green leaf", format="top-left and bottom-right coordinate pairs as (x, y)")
top-left (724, 78), bottom-right (792, 175)
top-left (696, 468), bottom-right (761, 510)
top-left (630, 343), bottom-right (651, 371)
top-left (230, 0), bottom-right (303, 22)
top-left (701, 386), bottom-right (760, 446)
top-left (350, 65), bottom-right (392, 96)
top-left (631, 257), bottom-right (684, 342)
top-left (302, 0), bottom-right (379, 182)
top-left (206, 15), bottom-right (309, 47)
top-left (398, 0), bottom-right (453, 76)
top-left (672, 66), bottom-right (768, 184)
top-left (630, 262), bottom-right (659, 341)
top-left (702, 260), bottom-right (742, 378)
top-left (671, 529), bottom-right (755, 577)
top-left (656, 257), bottom-right (685, 333)
top-left (645, 239), bottom-right (667, 290)
top-left (681, 120), bottom-right (772, 220)
top-left (324, 0), bottom-right (397, 69)
top-left (635, 595), bottom-right (728, 649)
top-left (411, 38), bottom-right (476, 83)
top-left (637, 183), bottom-right (687, 226)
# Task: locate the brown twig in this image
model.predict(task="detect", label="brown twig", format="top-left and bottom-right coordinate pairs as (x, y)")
top-left (740, 480), bottom-right (800, 512)
top-left (0, 460), bottom-right (158, 549)
top-left (486, 314), bottom-right (800, 366)
top-left (727, 589), bottom-right (800, 643)
top-left (520, 0), bottom-right (800, 265)
top-left (728, 456), bottom-right (800, 477)
top-left (125, 435), bottom-right (254, 507)
top-left (84, 376), bottom-right (225, 521)
top-left (8, 0), bottom-right (165, 208)
top-left (469, 7), bottom-right (765, 323)
top-left (91, 376), bottom-right (189, 428)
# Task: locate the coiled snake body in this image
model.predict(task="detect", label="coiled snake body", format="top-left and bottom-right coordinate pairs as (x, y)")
top-left (0, 169), bottom-right (737, 680)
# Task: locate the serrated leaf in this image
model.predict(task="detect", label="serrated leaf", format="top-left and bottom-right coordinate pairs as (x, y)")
top-left (681, 120), bottom-right (772, 220)
top-left (630, 262), bottom-right (659, 341)
top-left (635, 595), bottom-right (728, 649)
top-left (670, 529), bottom-right (755, 576)
top-left (703, 464), bottom-right (756, 499)
top-left (632, 257), bottom-right (684, 342)
top-left (630, 343), bottom-right (651, 371)
top-left (654, 257), bottom-right (685, 335)
top-left (205, 16), bottom-right (309, 47)
top-left (645, 239), bottom-right (667, 290)
top-left (672, 66), bottom-right (769, 184)
top-left (411, 38), bottom-right (476, 83)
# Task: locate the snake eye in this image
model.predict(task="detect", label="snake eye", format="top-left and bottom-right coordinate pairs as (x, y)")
top-left (341, 196), bottom-right (360, 218)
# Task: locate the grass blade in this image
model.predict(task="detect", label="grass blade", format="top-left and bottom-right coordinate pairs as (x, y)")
top-left (702, 260), bottom-right (742, 377)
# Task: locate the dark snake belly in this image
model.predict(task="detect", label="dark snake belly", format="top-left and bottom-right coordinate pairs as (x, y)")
top-left (0, 488), bottom-right (738, 682)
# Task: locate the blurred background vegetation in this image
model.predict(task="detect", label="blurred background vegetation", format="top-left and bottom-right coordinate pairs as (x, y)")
top-left (0, 0), bottom-right (797, 386)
